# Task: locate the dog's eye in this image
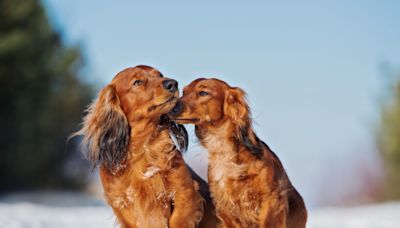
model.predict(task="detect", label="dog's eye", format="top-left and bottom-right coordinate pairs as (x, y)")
top-left (133, 80), bottom-right (143, 86)
top-left (198, 91), bottom-right (209, 96)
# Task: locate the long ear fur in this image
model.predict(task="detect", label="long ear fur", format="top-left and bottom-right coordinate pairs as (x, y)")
top-left (224, 87), bottom-right (262, 157)
top-left (74, 85), bottom-right (130, 172)
top-left (160, 115), bottom-right (188, 152)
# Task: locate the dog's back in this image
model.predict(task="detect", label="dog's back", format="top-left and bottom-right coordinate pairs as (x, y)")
top-left (264, 142), bottom-right (307, 228)
top-left (287, 188), bottom-right (308, 228)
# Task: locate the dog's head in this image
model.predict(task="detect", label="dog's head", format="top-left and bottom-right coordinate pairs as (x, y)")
top-left (113, 65), bottom-right (179, 121)
top-left (170, 78), bottom-right (262, 156)
top-left (170, 78), bottom-right (249, 127)
top-left (75, 65), bottom-right (187, 173)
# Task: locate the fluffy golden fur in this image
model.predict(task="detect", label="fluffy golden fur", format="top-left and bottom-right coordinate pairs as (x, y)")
top-left (75, 66), bottom-right (204, 227)
top-left (170, 78), bottom-right (307, 228)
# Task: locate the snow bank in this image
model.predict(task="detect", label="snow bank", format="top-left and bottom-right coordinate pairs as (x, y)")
top-left (0, 193), bottom-right (399, 228)
top-left (308, 202), bottom-right (400, 228)
top-left (0, 203), bottom-right (114, 228)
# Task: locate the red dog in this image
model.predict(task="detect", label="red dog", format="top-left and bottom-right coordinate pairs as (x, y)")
top-left (170, 78), bottom-right (307, 228)
top-left (74, 66), bottom-right (204, 227)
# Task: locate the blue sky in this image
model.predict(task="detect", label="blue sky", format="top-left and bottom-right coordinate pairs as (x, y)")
top-left (43, 0), bottom-right (400, 207)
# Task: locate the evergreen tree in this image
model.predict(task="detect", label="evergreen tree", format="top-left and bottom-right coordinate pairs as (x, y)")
top-left (0, 0), bottom-right (92, 191)
top-left (378, 74), bottom-right (400, 200)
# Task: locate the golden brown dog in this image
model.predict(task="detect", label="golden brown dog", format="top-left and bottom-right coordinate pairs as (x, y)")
top-left (74, 66), bottom-right (204, 227)
top-left (170, 78), bottom-right (307, 228)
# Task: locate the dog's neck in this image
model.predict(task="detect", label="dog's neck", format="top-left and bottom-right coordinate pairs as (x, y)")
top-left (128, 118), bottom-right (176, 171)
top-left (196, 119), bottom-right (238, 158)
top-left (196, 118), bottom-right (263, 161)
top-left (129, 119), bottom-right (159, 139)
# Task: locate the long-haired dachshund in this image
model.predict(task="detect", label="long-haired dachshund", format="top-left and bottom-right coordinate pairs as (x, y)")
top-left (170, 78), bottom-right (307, 228)
top-left (74, 66), bottom-right (204, 227)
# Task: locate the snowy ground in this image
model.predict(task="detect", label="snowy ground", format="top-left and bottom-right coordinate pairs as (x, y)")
top-left (0, 192), bottom-right (399, 228)
top-left (308, 202), bottom-right (400, 228)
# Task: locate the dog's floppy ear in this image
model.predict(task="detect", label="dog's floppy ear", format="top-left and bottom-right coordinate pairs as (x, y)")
top-left (224, 87), bottom-right (262, 157)
top-left (160, 115), bottom-right (188, 152)
top-left (76, 85), bottom-right (130, 173)
top-left (224, 87), bottom-right (250, 128)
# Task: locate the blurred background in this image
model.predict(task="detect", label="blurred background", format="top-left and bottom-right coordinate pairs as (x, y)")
top-left (0, 0), bottom-right (399, 227)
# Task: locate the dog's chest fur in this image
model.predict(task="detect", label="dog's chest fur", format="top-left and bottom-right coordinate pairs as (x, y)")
top-left (205, 134), bottom-right (245, 187)
top-left (102, 130), bottom-right (177, 227)
top-left (203, 133), bottom-right (262, 224)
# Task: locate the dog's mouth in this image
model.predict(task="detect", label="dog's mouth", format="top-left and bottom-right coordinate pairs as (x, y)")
top-left (148, 96), bottom-right (178, 112)
top-left (162, 96), bottom-right (177, 105)
top-left (172, 118), bottom-right (199, 124)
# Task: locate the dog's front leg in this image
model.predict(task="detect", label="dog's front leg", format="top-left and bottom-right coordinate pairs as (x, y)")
top-left (167, 156), bottom-right (204, 228)
top-left (215, 210), bottom-right (241, 228)
top-left (111, 206), bottom-right (138, 228)
top-left (258, 199), bottom-right (287, 228)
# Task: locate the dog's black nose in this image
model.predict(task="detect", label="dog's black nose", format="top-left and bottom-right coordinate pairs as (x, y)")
top-left (170, 100), bottom-right (183, 116)
top-left (163, 79), bottom-right (178, 93)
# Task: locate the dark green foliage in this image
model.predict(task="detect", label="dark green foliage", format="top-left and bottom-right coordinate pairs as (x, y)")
top-left (378, 75), bottom-right (400, 200)
top-left (0, 0), bottom-right (93, 191)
